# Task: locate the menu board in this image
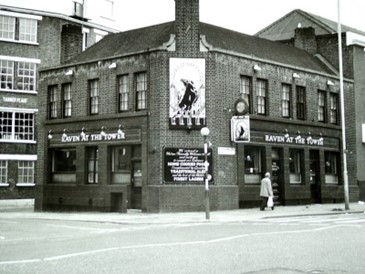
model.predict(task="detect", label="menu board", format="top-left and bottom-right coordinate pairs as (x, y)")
top-left (164, 148), bottom-right (213, 183)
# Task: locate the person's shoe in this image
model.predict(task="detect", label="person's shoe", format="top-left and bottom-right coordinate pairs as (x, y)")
top-left (271, 206), bottom-right (274, 210)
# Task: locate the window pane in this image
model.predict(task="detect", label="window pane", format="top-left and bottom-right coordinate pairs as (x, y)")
top-left (330, 93), bottom-right (338, 124)
top-left (53, 149), bottom-right (76, 172)
top-left (289, 149), bottom-right (303, 184)
top-left (15, 112), bottom-right (34, 140)
top-left (119, 75), bottom-right (129, 111)
top-left (49, 85), bottom-right (59, 119)
top-left (17, 62), bottom-right (36, 91)
top-left (0, 15), bottom-right (15, 40)
top-left (240, 76), bottom-right (251, 112)
top-left (19, 18), bottom-right (37, 43)
top-left (296, 86), bottom-right (306, 120)
top-left (0, 60), bottom-right (14, 89)
top-left (136, 73), bottom-right (147, 110)
top-left (256, 79), bottom-right (266, 115)
top-left (89, 80), bottom-right (99, 114)
top-left (0, 160), bottom-right (7, 184)
top-left (318, 90), bottom-right (326, 122)
top-left (281, 84), bottom-right (291, 118)
top-left (18, 161), bottom-right (34, 184)
top-left (0, 111), bottom-right (13, 140)
top-left (63, 83), bottom-right (72, 117)
top-left (87, 147), bottom-right (98, 183)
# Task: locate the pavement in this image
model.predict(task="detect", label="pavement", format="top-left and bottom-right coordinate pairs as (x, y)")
top-left (0, 199), bottom-right (365, 224)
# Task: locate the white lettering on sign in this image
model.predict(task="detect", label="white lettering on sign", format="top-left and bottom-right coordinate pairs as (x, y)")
top-left (3, 97), bottom-right (28, 103)
top-left (61, 132), bottom-right (126, 143)
top-left (264, 135), bottom-right (324, 146)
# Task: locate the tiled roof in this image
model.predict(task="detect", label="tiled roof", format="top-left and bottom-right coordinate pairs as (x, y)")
top-left (65, 21), bottom-right (333, 75)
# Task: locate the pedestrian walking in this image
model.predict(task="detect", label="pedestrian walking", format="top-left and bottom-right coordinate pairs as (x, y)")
top-left (260, 172), bottom-right (274, 211)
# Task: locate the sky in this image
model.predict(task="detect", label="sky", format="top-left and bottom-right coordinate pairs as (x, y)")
top-left (1, 0), bottom-right (364, 35)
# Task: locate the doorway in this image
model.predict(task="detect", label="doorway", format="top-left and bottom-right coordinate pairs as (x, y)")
top-left (130, 161), bottom-right (142, 209)
top-left (310, 150), bottom-right (321, 203)
top-left (271, 148), bottom-right (283, 206)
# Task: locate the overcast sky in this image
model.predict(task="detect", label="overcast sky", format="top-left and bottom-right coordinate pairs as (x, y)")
top-left (1, 0), bottom-right (364, 35)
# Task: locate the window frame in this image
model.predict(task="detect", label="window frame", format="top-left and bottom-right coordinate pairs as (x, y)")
top-left (135, 72), bottom-right (147, 111)
top-left (318, 90), bottom-right (326, 122)
top-left (281, 83), bottom-right (291, 118)
top-left (256, 79), bottom-right (267, 115)
top-left (62, 83), bottom-right (72, 118)
top-left (0, 14), bottom-right (38, 44)
top-left (48, 85), bottom-right (59, 119)
top-left (51, 148), bottom-right (76, 184)
top-left (17, 160), bottom-right (35, 185)
top-left (240, 75), bottom-right (252, 113)
top-left (289, 149), bottom-right (304, 184)
top-left (0, 110), bottom-right (35, 142)
top-left (87, 146), bottom-right (99, 184)
top-left (329, 93), bottom-right (338, 125)
top-left (0, 160), bottom-right (8, 185)
top-left (118, 75), bottom-right (129, 112)
top-left (89, 79), bottom-right (99, 115)
top-left (296, 86), bottom-right (306, 120)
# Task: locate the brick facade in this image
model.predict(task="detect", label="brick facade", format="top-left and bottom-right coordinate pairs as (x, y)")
top-left (35, 0), bottom-right (359, 213)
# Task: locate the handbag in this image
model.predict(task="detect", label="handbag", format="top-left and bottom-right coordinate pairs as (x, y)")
top-left (267, 196), bottom-right (274, 207)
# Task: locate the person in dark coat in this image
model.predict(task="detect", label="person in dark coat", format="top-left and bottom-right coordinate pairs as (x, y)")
top-left (260, 172), bottom-right (274, 211)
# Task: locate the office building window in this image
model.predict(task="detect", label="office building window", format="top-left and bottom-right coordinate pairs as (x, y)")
top-left (318, 90), bottom-right (326, 122)
top-left (240, 76), bottom-right (252, 113)
top-left (0, 111), bottom-right (34, 141)
top-left (136, 72), bottom-right (147, 110)
top-left (0, 15), bottom-right (15, 40)
top-left (0, 15), bottom-right (38, 43)
top-left (118, 75), bottom-right (129, 112)
top-left (330, 93), bottom-right (338, 124)
top-left (281, 84), bottom-right (291, 118)
top-left (0, 160), bottom-right (7, 184)
top-left (89, 79), bottom-right (99, 115)
top-left (18, 161), bottom-right (34, 184)
top-left (49, 85), bottom-right (59, 119)
top-left (62, 83), bottom-right (72, 118)
top-left (87, 147), bottom-right (98, 184)
top-left (296, 86), bottom-right (306, 120)
top-left (0, 59), bottom-right (36, 91)
top-left (256, 79), bottom-right (267, 115)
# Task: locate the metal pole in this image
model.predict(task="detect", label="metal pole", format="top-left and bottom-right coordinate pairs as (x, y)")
top-left (338, 0), bottom-right (350, 210)
top-left (204, 138), bottom-right (210, 220)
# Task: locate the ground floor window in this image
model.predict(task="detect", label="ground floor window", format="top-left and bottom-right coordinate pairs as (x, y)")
top-left (87, 147), bottom-right (98, 184)
top-left (51, 148), bottom-right (76, 183)
top-left (244, 146), bottom-right (263, 184)
top-left (289, 149), bottom-right (304, 184)
top-left (325, 151), bottom-right (339, 184)
top-left (0, 160), bottom-right (7, 184)
top-left (18, 161), bottom-right (34, 185)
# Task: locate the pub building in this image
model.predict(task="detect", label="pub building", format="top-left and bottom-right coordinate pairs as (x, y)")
top-left (35, 0), bottom-right (359, 213)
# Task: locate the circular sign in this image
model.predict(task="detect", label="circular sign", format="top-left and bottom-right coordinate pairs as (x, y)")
top-left (234, 99), bottom-right (249, 115)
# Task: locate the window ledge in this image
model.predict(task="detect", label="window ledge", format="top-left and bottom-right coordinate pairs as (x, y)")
top-left (0, 183), bottom-right (10, 187)
top-left (0, 38), bottom-right (39, 46)
top-left (0, 88), bottom-right (37, 95)
top-left (0, 140), bottom-right (36, 144)
top-left (16, 183), bottom-right (35, 187)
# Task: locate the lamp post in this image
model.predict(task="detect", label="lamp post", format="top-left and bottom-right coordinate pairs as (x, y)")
top-left (200, 127), bottom-right (210, 220)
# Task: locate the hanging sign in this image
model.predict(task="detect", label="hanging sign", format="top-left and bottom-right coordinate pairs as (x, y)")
top-left (231, 116), bottom-right (250, 143)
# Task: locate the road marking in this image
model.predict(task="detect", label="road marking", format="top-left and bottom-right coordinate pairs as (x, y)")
top-left (0, 224), bottom-right (357, 265)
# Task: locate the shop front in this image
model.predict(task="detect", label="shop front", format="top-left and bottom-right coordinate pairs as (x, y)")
top-left (238, 122), bottom-right (343, 207)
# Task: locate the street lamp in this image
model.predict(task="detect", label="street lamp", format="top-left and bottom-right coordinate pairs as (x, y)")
top-left (200, 127), bottom-right (210, 220)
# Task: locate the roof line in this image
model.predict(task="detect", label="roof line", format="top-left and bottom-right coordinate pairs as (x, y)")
top-left (0, 4), bottom-right (119, 33)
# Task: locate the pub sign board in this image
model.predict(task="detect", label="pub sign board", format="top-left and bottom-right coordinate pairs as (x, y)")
top-left (164, 148), bottom-right (213, 183)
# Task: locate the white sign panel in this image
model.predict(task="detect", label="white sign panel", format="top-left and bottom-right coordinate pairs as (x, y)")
top-left (231, 116), bottom-right (250, 143)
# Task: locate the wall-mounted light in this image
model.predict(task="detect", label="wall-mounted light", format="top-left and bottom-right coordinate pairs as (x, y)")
top-left (246, 155), bottom-right (252, 161)
top-left (253, 64), bottom-right (261, 72)
top-left (62, 129), bottom-right (67, 139)
top-left (47, 130), bottom-right (53, 140)
top-left (117, 124), bottom-right (125, 138)
top-left (108, 62), bottom-right (117, 69)
top-left (327, 80), bottom-right (334, 86)
top-left (100, 126), bottom-right (106, 137)
top-left (80, 127), bottom-right (86, 139)
top-left (325, 161), bottom-right (331, 167)
top-left (65, 70), bottom-right (74, 76)
top-left (293, 73), bottom-right (300, 79)
top-left (295, 130), bottom-right (301, 140)
top-left (283, 129), bottom-right (289, 138)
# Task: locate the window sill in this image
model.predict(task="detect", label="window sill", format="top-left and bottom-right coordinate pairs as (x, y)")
top-left (0, 88), bottom-right (37, 95)
top-left (0, 38), bottom-right (39, 46)
top-left (16, 183), bottom-right (35, 187)
top-left (0, 140), bottom-right (36, 144)
top-left (0, 183), bottom-right (10, 187)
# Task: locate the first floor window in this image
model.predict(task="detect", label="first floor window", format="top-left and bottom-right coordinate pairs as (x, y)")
top-left (281, 84), bottom-right (291, 118)
top-left (289, 149), bottom-right (303, 184)
top-left (318, 90), bottom-right (326, 122)
top-left (118, 75), bottom-right (129, 112)
top-left (0, 60), bottom-right (14, 89)
top-left (330, 93), bottom-right (338, 124)
top-left (136, 72), bottom-right (147, 110)
top-left (0, 160), bottom-right (7, 184)
top-left (325, 152), bottom-right (339, 184)
top-left (89, 79), bottom-right (99, 115)
top-left (256, 79), bottom-right (267, 115)
top-left (240, 76), bottom-right (252, 113)
top-left (296, 86), bottom-right (306, 120)
top-left (87, 147), bottom-right (98, 184)
top-left (51, 148), bottom-right (76, 183)
top-left (63, 83), bottom-right (72, 118)
top-left (0, 15), bottom-right (15, 40)
top-left (0, 59), bottom-right (36, 91)
top-left (49, 85), bottom-right (59, 119)
top-left (18, 161), bottom-right (34, 184)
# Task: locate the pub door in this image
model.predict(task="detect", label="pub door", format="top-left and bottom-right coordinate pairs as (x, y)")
top-left (310, 150), bottom-right (321, 203)
top-left (130, 161), bottom-right (142, 209)
top-left (272, 148), bottom-right (283, 206)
